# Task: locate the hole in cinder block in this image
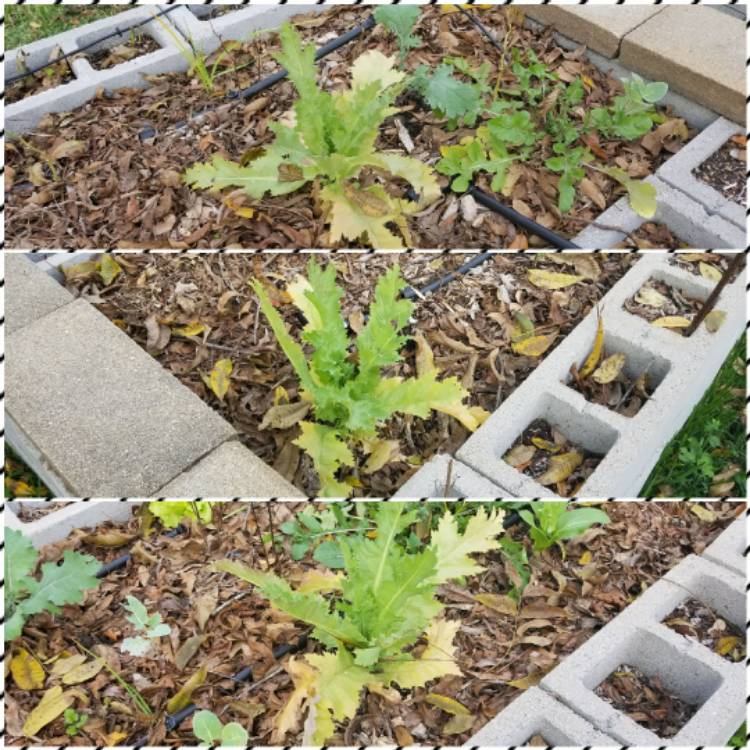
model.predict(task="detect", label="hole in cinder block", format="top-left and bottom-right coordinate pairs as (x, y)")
top-left (83, 33), bottom-right (161, 70)
top-left (669, 251), bottom-right (744, 284)
top-left (622, 274), bottom-right (709, 337)
top-left (503, 394), bottom-right (618, 496)
top-left (664, 598), bottom-right (746, 663)
top-left (595, 664), bottom-right (699, 739)
top-left (614, 222), bottom-right (689, 250)
top-left (566, 331), bottom-right (671, 417)
top-left (693, 136), bottom-right (747, 207)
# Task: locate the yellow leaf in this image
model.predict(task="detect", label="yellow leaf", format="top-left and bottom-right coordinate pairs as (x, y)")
top-left (699, 262), bottom-right (722, 283)
top-left (578, 550), bottom-right (592, 565)
top-left (704, 310), bottom-right (726, 333)
top-left (531, 437), bottom-right (561, 453)
top-left (504, 444), bottom-right (535, 468)
top-left (273, 657), bottom-right (318, 742)
top-left (716, 635), bottom-right (742, 656)
top-left (81, 531), bottom-right (135, 547)
top-left (414, 332), bottom-right (437, 377)
top-left (172, 322), bottom-right (206, 337)
top-left (506, 672), bottom-right (543, 690)
top-left (203, 359), bottom-right (233, 401)
top-left (166, 666), bottom-right (207, 714)
top-left (527, 269), bottom-right (584, 290)
top-left (579, 315), bottom-right (603, 378)
top-left (295, 570), bottom-right (344, 594)
top-left (444, 713), bottom-right (475, 734)
top-left (106, 731), bottom-right (129, 744)
top-left (438, 402), bottom-right (490, 432)
top-left (652, 316), bottom-right (691, 329)
top-left (512, 333), bottom-right (556, 357)
top-left (274, 385), bottom-right (290, 406)
top-left (635, 286), bottom-right (669, 308)
top-left (99, 254), bottom-right (122, 286)
top-left (592, 352), bottom-right (626, 385)
top-left (425, 693), bottom-right (471, 716)
top-left (537, 452), bottom-right (583, 485)
top-left (11, 649), bottom-right (45, 690)
top-left (362, 438), bottom-right (402, 473)
top-left (62, 260), bottom-right (98, 281)
top-left (287, 275), bottom-right (323, 331)
top-left (50, 654), bottom-right (87, 676)
top-left (22, 686), bottom-right (75, 737)
top-left (61, 658), bottom-right (104, 685)
top-left (689, 503), bottom-right (716, 522)
top-left (474, 593), bottom-right (518, 616)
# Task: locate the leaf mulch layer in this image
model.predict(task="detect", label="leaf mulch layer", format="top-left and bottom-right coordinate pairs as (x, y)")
top-left (5, 5), bottom-right (691, 249)
top-left (64, 252), bottom-right (638, 496)
top-left (615, 222), bottom-right (688, 250)
top-left (669, 251), bottom-right (744, 284)
top-left (5, 501), bottom-right (743, 746)
top-left (595, 664), bottom-right (698, 739)
top-left (503, 418), bottom-right (602, 496)
top-left (83, 35), bottom-right (162, 71)
top-left (5, 445), bottom-right (52, 499)
top-left (665, 598), bottom-right (746, 664)
top-left (14, 501), bottom-right (74, 522)
top-left (692, 134), bottom-right (746, 206)
top-left (623, 277), bottom-right (702, 336)
top-left (6, 57), bottom-right (75, 105)
top-left (568, 361), bottom-right (655, 418)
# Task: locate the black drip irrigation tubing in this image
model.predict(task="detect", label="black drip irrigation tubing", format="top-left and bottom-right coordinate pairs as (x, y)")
top-left (134, 9), bottom-right (578, 249)
top-left (6, 6), bottom-right (181, 86)
top-left (401, 251), bottom-right (495, 301)
top-left (94, 524), bottom-right (185, 578)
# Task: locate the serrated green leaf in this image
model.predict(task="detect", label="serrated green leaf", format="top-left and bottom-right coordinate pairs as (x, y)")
top-left (148, 501), bottom-right (213, 529)
top-left (374, 5), bottom-right (421, 62)
top-left (418, 63), bottom-right (483, 120)
top-left (294, 421), bottom-right (354, 497)
top-left (6, 528), bottom-right (38, 606)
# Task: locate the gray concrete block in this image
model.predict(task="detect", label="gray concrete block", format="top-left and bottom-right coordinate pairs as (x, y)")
top-left (6, 501), bottom-right (139, 548)
top-left (157, 440), bottom-right (300, 498)
top-left (702, 517), bottom-right (746, 577)
top-left (6, 299), bottom-right (237, 497)
top-left (469, 687), bottom-right (614, 746)
top-left (394, 453), bottom-right (509, 498)
top-left (657, 117), bottom-right (745, 228)
top-left (4, 254), bottom-right (75, 335)
top-left (573, 176), bottom-right (746, 249)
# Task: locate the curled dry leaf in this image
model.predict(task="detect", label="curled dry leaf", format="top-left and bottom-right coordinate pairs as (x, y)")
top-left (536, 451), bottom-right (583, 485)
top-left (202, 359), bottom-right (233, 401)
top-left (259, 401), bottom-right (310, 431)
top-left (635, 286), bottom-right (668, 308)
top-left (22, 686), bottom-right (75, 737)
top-left (425, 693), bottom-right (471, 716)
top-left (145, 315), bottom-right (171, 352)
top-left (592, 352), bottom-right (626, 385)
top-left (527, 269), bottom-right (584, 290)
top-left (699, 262), bottom-right (723, 283)
top-left (10, 649), bottom-right (45, 690)
top-left (579, 315), bottom-right (603, 378)
top-left (504, 444), bottom-right (535, 468)
top-left (652, 316), bottom-right (691, 329)
top-left (474, 593), bottom-right (518, 616)
top-left (512, 333), bottom-right (556, 357)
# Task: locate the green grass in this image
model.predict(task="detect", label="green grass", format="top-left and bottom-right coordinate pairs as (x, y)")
top-left (5, 6), bottom-right (128, 49)
top-left (642, 336), bottom-right (746, 497)
top-left (729, 724), bottom-right (746, 748)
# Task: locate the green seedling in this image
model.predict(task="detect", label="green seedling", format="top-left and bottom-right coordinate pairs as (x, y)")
top-left (193, 710), bottom-right (248, 748)
top-left (519, 502), bottom-right (610, 552)
top-left (374, 5), bottom-right (421, 65)
top-left (63, 708), bottom-right (88, 737)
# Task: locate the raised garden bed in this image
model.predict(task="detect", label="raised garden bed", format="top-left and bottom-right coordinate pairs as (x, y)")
top-left (4, 5), bottom-right (708, 249)
top-left (4, 500), bottom-right (743, 746)
top-left (693, 134), bottom-right (746, 206)
top-left (623, 277), bottom-right (703, 336)
top-left (60, 253), bottom-right (637, 496)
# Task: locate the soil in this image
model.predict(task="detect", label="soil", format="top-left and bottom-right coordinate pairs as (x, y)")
top-left (623, 277), bottom-right (703, 336)
top-left (63, 253), bottom-right (638, 496)
top-left (665, 598), bottom-right (746, 663)
top-left (5, 5), bottom-right (691, 249)
top-left (615, 222), bottom-right (688, 250)
top-left (692, 136), bottom-right (747, 206)
top-left (4, 500), bottom-right (742, 746)
top-left (85, 35), bottom-right (161, 71)
top-left (669, 252), bottom-right (744, 285)
top-left (14, 501), bottom-right (74, 522)
top-left (595, 664), bottom-right (698, 738)
top-left (503, 418), bottom-right (603, 496)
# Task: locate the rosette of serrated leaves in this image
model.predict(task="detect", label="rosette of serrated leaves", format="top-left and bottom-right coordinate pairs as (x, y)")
top-left (184, 24), bottom-right (439, 249)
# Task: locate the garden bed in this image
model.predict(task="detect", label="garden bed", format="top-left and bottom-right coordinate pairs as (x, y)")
top-left (692, 135), bottom-right (745, 206)
top-left (4, 500), bottom-right (742, 746)
top-left (5, 5), bottom-right (695, 249)
top-left (61, 253), bottom-right (637, 496)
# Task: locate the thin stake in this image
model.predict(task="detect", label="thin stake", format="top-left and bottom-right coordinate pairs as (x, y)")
top-left (249, 503), bottom-right (272, 571)
top-left (684, 253), bottom-right (745, 337)
top-left (267, 501), bottom-right (277, 570)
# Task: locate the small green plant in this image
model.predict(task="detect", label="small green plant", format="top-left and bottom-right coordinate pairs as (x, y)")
top-left (185, 24), bottom-right (439, 249)
top-left (63, 708), bottom-right (88, 737)
top-left (213, 503), bottom-right (505, 743)
top-left (677, 429), bottom-right (722, 480)
top-left (120, 596), bottom-right (171, 656)
top-left (252, 261), bottom-right (487, 496)
top-left (509, 48), bottom-right (557, 106)
top-left (520, 502), bottom-right (610, 552)
top-left (148, 500), bottom-right (214, 528)
top-left (5, 528), bottom-right (100, 641)
top-left (589, 74), bottom-right (668, 140)
top-left (193, 710), bottom-right (248, 748)
top-left (374, 5), bottom-right (421, 65)
top-left (544, 144), bottom-right (594, 213)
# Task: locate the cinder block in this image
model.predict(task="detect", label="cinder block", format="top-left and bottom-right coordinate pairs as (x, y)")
top-left (4, 254), bottom-right (75, 335)
top-left (620, 7), bottom-right (746, 123)
top-left (542, 618), bottom-right (742, 744)
top-left (657, 117), bottom-right (745, 229)
top-left (6, 299), bottom-right (237, 497)
top-left (157, 440), bottom-right (300, 498)
top-left (6, 501), bottom-right (139, 548)
top-left (524, 6), bottom-right (664, 58)
top-left (702, 517), bottom-right (746, 577)
top-left (468, 687), bottom-right (614, 745)
top-left (394, 454), bottom-right (509, 498)
top-left (572, 177), bottom-right (746, 249)
top-left (456, 254), bottom-right (746, 497)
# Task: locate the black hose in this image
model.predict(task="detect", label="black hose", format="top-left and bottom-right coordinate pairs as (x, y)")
top-left (6, 6), bottom-right (181, 85)
top-left (469, 186), bottom-right (581, 249)
top-left (94, 525), bottom-right (185, 579)
top-left (402, 252), bottom-right (495, 300)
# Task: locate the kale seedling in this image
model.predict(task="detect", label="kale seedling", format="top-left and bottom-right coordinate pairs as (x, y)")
top-left (185, 23), bottom-right (439, 249)
top-left (374, 6), bottom-right (422, 65)
top-left (120, 596), bottom-right (171, 656)
top-left (63, 708), bottom-right (88, 737)
top-left (193, 710), bottom-right (248, 748)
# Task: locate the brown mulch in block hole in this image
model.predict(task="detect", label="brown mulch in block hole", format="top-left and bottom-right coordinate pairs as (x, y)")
top-left (14, 501), bottom-right (74, 522)
top-left (568, 362), bottom-right (656, 418)
top-left (595, 664), bottom-right (698, 738)
top-left (665, 598), bottom-right (746, 663)
top-left (623, 277), bottom-right (703, 336)
top-left (84, 35), bottom-right (161, 70)
top-left (692, 135), bottom-right (747, 206)
top-left (3, 500), bottom-right (743, 746)
top-left (669, 252), bottom-right (744, 285)
top-left (615, 222), bottom-right (688, 249)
